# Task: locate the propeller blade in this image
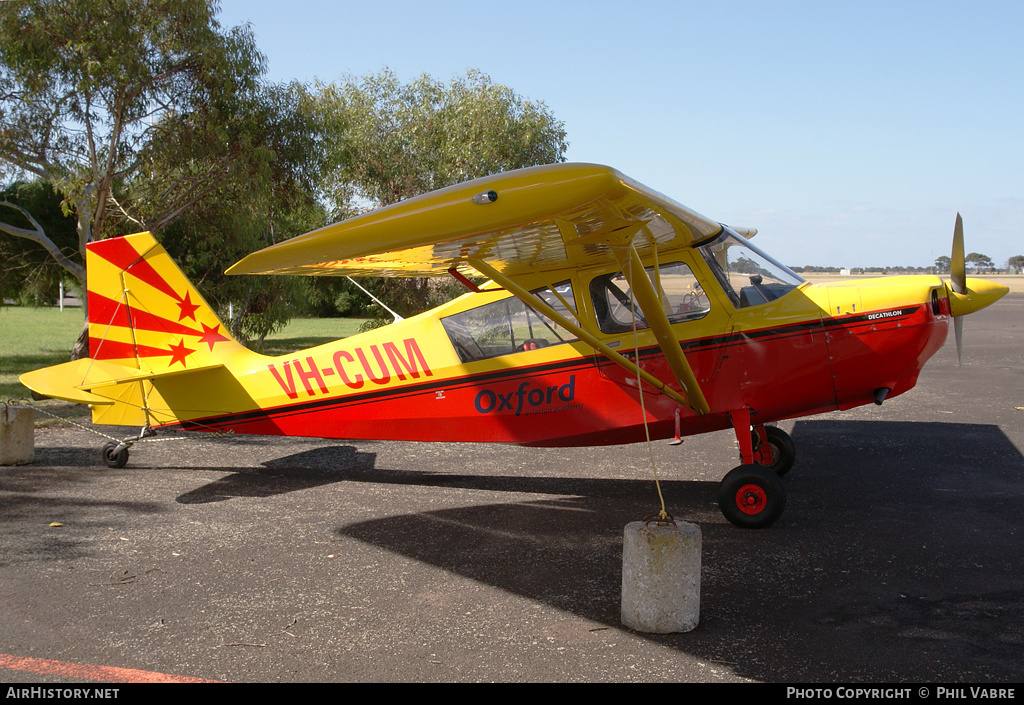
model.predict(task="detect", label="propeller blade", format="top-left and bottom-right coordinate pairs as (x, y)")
top-left (951, 213), bottom-right (966, 294)
top-left (954, 316), bottom-right (963, 368)
top-left (951, 213), bottom-right (966, 366)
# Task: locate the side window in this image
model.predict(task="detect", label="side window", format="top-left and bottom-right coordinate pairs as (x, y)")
top-left (590, 262), bottom-right (710, 335)
top-left (441, 282), bottom-right (579, 363)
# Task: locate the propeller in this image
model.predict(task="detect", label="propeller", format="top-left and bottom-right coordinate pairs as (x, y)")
top-left (951, 213), bottom-right (965, 366)
top-left (943, 212), bottom-right (1009, 366)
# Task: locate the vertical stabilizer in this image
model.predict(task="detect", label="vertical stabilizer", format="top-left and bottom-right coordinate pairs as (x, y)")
top-left (86, 232), bottom-right (243, 372)
top-left (79, 232), bottom-right (253, 427)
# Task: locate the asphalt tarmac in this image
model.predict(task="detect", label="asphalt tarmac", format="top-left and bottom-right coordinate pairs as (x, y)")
top-left (1, 298), bottom-right (1021, 683)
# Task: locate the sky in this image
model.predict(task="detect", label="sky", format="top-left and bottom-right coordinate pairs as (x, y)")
top-left (217, 0), bottom-right (1023, 269)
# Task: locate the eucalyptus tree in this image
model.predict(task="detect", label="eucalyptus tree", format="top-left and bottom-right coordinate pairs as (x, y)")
top-left (965, 252), bottom-right (993, 272)
top-left (311, 68), bottom-right (568, 322)
top-left (151, 81), bottom-right (330, 345)
top-left (0, 0), bottom-right (266, 354)
top-left (0, 179), bottom-right (78, 305)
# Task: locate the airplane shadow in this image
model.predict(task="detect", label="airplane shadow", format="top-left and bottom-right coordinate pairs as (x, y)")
top-left (328, 419), bottom-right (1024, 682)
top-left (20, 439), bottom-right (373, 504)
top-left (173, 445), bottom-right (713, 506)
top-left (0, 444), bottom-right (376, 564)
top-left (174, 446), bottom-right (378, 504)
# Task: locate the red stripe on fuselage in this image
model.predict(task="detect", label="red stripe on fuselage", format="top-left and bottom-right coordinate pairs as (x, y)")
top-left (153, 304), bottom-right (946, 447)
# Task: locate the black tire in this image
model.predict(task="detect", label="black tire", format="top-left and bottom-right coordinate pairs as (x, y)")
top-left (101, 442), bottom-right (129, 469)
top-left (717, 463), bottom-right (787, 529)
top-left (752, 426), bottom-right (796, 477)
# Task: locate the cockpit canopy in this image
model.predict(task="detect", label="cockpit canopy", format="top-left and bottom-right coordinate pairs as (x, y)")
top-left (697, 228), bottom-right (804, 308)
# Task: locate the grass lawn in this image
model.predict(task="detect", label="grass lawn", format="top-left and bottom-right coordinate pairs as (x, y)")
top-left (260, 317), bottom-right (371, 356)
top-left (0, 306), bottom-right (369, 402)
top-left (0, 306), bottom-right (85, 403)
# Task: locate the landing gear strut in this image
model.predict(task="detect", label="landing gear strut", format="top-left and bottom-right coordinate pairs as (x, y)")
top-left (98, 426), bottom-right (155, 468)
top-left (717, 409), bottom-right (794, 528)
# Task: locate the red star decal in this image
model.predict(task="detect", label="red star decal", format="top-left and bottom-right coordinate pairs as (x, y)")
top-left (176, 291), bottom-right (201, 321)
top-left (166, 339), bottom-right (195, 367)
top-left (197, 322), bottom-right (229, 351)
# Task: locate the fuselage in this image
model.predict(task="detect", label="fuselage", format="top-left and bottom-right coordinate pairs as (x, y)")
top-left (155, 248), bottom-right (951, 448)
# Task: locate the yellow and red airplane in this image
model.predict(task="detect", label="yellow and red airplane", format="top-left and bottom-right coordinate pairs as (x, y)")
top-left (20, 163), bottom-right (1008, 528)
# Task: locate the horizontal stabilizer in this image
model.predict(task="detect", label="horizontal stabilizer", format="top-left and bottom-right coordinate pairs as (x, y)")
top-left (20, 358), bottom-right (224, 405)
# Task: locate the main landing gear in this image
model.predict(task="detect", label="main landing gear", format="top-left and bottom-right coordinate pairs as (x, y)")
top-left (717, 411), bottom-right (796, 529)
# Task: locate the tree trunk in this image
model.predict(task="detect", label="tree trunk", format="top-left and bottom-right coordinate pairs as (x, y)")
top-left (69, 202), bottom-right (93, 360)
top-left (70, 276), bottom-right (89, 360)
top-left (70, 319), bottom-right (90, 360)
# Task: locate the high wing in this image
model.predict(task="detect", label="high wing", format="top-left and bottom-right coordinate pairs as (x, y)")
top-left (227, 163), bottom-right (723, 279)
top-left (228, 163), bottom-right (721, 414)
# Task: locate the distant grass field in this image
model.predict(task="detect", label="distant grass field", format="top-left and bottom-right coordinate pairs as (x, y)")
top-left (0, 306), bottom-right (369, 402)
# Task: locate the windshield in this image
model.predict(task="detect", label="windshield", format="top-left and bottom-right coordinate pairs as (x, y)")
top-left (697, 228), bottom-right (804, 308)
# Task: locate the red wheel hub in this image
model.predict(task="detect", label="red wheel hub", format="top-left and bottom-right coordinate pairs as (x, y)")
top-left (735, 484), bottom-right (767, 515)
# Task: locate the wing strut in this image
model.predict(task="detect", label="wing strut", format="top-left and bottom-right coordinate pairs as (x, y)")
top-left (613, 243), bottom-right (711, 415)
top-left (468, 258), bottom-right (706, 414)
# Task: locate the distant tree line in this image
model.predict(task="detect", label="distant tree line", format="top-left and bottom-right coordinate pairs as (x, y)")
top-left (792, 254), bottom-right (1023, 275)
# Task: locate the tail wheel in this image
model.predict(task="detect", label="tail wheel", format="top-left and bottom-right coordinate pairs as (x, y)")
top-left (752, 426), bottom-right (796, 476)
top-left (718, 464), bottom-right (787, 529)
top-left (101, 442), bottom-right (129, 469)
